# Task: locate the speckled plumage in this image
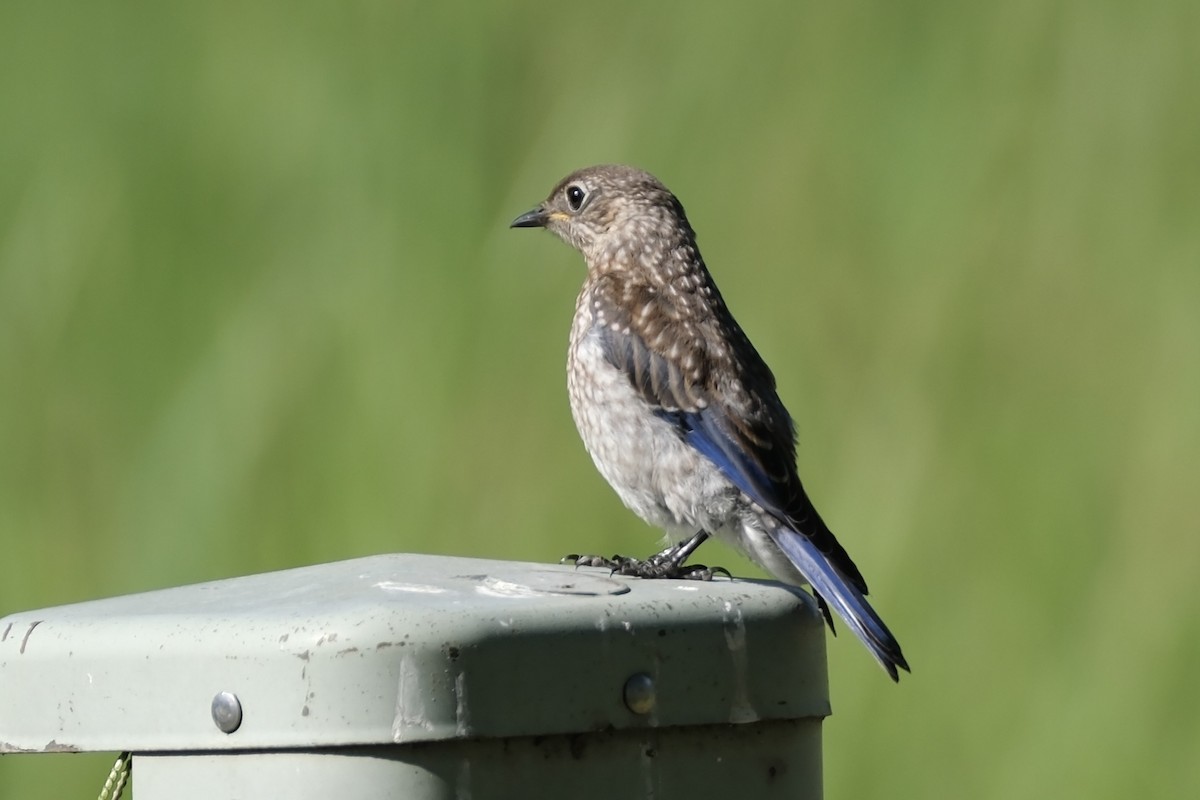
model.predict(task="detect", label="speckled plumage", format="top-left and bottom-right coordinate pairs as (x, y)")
top-left (511, 165), bottom-right (908, 680)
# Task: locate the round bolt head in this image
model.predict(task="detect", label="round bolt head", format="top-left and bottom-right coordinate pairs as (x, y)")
top-left (623, 672), bottom-right (656, 715)
top-left (211, 691), bottom-right (243, 734)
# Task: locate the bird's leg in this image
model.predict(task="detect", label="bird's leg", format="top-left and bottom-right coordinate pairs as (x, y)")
top-left (657, 529), bottom-right (709, 567)
top-left (563, 530), bottom-right (730, 581)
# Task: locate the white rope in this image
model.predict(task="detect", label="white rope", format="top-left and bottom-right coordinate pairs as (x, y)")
top-left (96, 752), bottom-right (131, 800)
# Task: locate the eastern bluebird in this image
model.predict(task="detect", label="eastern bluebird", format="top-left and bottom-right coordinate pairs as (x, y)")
top-left (511, 165), bottom-right (908, 680)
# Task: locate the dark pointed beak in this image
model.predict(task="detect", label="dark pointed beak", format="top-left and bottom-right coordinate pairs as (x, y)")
top-left (510, 206), bottom-right (548, 229)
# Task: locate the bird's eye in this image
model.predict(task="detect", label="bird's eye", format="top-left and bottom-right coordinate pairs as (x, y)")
top-left (565, 184), bottom-right (587, 211)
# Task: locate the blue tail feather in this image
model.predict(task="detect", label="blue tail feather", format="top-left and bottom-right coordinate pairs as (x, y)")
top-left (660, 405), bottom-right (908, 680)
top-left (773, 527), bottom-right (909, 681)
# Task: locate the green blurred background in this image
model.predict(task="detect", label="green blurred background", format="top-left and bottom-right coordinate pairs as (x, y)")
top-left (2, 1), bottom-right (1197, 796)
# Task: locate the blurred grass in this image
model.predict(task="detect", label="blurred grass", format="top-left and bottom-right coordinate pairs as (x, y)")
top-left (1, 1), bottom-right (1198, 796)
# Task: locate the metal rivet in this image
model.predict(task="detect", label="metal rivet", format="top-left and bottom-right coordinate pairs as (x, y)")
top-left (211, 691), bottom-right (243, 734)
top-left (623, 673), bottom-right (656, 715)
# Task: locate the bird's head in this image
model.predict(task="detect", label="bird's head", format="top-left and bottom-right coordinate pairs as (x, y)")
top-left (510, 165), bottom-right (692, 263)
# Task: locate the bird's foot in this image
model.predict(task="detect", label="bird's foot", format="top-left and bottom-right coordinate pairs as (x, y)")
top-left (562, 552), bottom-right (730, 581)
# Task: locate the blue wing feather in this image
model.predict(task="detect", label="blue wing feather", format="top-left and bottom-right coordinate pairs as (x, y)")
top-left (672, 408), bottom-right (787, 520)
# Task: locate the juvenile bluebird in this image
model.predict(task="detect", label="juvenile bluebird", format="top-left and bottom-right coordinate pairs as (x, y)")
top-left (511, 165), bottom-right (908, 680)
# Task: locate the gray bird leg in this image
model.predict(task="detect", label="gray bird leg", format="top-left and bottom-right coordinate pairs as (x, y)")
top-left (563, 530), bottom-right (730, 581)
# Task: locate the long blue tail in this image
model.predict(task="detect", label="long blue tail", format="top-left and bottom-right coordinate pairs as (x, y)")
top-left (672, 405), bottom-right (908, 679)
top-left (773, 527), bottom-right (909, 681)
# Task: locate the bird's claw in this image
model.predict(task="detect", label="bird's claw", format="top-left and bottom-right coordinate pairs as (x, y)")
top-left (562, 553), bottom-right (730, 581)
top-left (562, 553), bottom-right (618, 569)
